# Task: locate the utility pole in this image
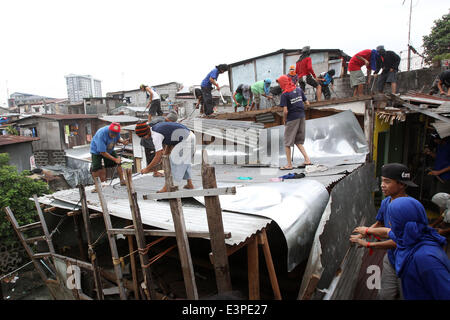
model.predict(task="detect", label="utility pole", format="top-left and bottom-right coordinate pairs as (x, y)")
top-left (407, 0), bottom-right (412, 71)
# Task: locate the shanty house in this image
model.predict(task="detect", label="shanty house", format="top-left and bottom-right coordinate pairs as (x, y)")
top-left (13, 114), bottom-right (105, 166)
top-left (0, 135), bottom-right (40, 171)
top-left (228, 48), bottom-right (351, 107)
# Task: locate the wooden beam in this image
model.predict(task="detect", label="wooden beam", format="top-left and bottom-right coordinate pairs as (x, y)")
top-left (78, 185), bottom-right (104, 300)
top-left (127, 235), bottom-right (140, 300)
top-left (93, 177), bottom-right (128, 300)
top-left (247, 236), bottom-right (259, 300)
top-left (124, 169), bottom-right (157, 300)
top-left (143, 186), bottom-right (236, 200)
top-left (201, 160), bottom-right (232, 294)
top-left (258, 229), bottom-right (281, 300)
top-left (33, 195), bottom-right (55, 254)
top-left (108, 227), bottom-right (231, 239)
top-left (162, 155), bottom-right (198, 300)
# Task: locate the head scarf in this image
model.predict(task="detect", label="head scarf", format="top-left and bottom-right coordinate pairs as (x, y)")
top-left (387, 197), bottom-right (447, 277)
top-left (277, 75), bottom-right (296, 93)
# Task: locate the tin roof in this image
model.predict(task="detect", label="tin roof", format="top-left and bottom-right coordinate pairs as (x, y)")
top-left (0, 135), bottom-right (40, 146)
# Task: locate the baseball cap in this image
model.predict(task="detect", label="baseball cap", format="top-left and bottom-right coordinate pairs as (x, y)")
top-left (135, 122), bottom-right (150, 137)
top-left (381, 163), bottom-right (418, 187)
top-left (109, 122), bottom-right (121, 133)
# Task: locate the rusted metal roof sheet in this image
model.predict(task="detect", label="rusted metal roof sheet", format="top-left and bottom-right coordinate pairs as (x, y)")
top-left (0, 135), bottom-right (40, 146)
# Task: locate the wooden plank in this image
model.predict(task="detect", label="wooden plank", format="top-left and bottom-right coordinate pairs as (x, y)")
top-left (162, 155), bottom-right (198, 300)
top-left (52, 253), bottom-right (94, 271)
top-left (18, 221), bottom-right (42, 232)
top-left (25, 235), bottom-right (46, 243)
top-left (300, 274), bottom-right (321, 300)
top-left (33, 194), bottom-right (55, 254)
top-left (143, 186), bottom-right (236, 200)
top-left (258, 229), bottom-right (281, 300)
top-left (79, 185), bottom-right (104, 300)
top-left (93, 177), bottom-right (128, 300)
top-left (247, 236), bottom-right (259, 300)
top-left (201, 161), bottom-right (232, 294)
top-left (72, 214), bottom-right (87, 261)
top-left (108, 228), bottom-right (231, 239)
top-left (124, 168), bottom-right (157, 300)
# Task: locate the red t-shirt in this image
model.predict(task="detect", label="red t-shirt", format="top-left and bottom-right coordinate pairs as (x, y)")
top-left (348, 49), bottom-right (372, 72)
top-left (295, 56), bottom-right (316, 78)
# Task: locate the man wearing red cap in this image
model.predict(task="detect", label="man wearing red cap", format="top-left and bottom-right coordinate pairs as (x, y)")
top-left (90, 122), bottom-right (129, 188)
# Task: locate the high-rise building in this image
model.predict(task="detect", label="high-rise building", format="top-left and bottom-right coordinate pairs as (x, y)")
top-left (65, 74), bottom-right (102, 103)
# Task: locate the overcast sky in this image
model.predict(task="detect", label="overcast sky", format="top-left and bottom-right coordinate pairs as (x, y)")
top-left (0, 0), bottom-right (448, 106)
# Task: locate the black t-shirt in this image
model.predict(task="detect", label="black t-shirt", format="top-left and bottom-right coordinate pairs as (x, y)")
top-left (439, 70), bottom-right (450, 86)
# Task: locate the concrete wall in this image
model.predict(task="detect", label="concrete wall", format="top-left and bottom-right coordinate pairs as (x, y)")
top-left (34, 150), bottom-right (66, 167)
top-left (395, 67), bottom-right (446, 94)
top-left (0, 142), bottom-right (34, 171)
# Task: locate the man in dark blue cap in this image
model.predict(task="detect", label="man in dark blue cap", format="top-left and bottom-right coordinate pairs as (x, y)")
top-left (350, 163), bottom-right (418, 300)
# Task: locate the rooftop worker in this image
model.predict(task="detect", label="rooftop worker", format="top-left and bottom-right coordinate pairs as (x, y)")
top-left (374, 46), bottom-right (401, 94)
top-left (200, 64), bottom-right (228, 116)
top-left (424, 134), bottom-right (450, 194)
top-left (194, 88), bottom-right (204, 115)
top-left (135, 122), bottom-right (164, 178)
top-left (140, 121), bottom-right (196, 193)
top-left (295, 46), bottom-right (322, 101)
top-left (233, 84), bottom-right (252, 112)
top-left (356, 197), bottom-right (450, 300)
top-left (348, 47), bottom-right (382, 97)
top-left (250, 78), bottom-right (273, 111)
top-left (429, 69), bottom-right (450, 97)
top-left (430, 192), bottom-right (450, 236)
top-left (350, 163), bottom-right (418, 300)
top-left (140, 84), bottom-right (163, 123)
top-left (317, 69), bottom-right (336, 100)
top-left (90, 122), bottom-right (129, 190)
top-left (277, 74), bottom-right (311, 170)
top-left (287, 65), bottom-right (298, 85)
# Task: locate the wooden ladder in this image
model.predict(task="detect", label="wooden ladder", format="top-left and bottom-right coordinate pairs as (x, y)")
top-left (4, 195), bottom-right (59, 299)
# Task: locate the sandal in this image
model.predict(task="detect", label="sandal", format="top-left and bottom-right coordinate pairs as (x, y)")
top-left (297, 163), bottom-right (313, 168)
top-left (279, 166), bottom-right (294, 170)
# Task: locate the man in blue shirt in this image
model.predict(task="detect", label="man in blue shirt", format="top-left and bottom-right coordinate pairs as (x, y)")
top-left (90, 122), bottom-right (129, 189)
top-left (200, 64), bottom-right (228, 116)
top-left (139, 122), bottom-right (196, 193)
top-left (317, 69), bottom-right (336, 100)
top-left (277, 75), bottom-right (311, 170)
top-left (351, 163), bottom-right (418, 299)
top-left (425, 135), bottom-right (450, 194)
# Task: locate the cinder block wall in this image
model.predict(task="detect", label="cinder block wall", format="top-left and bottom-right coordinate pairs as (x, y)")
top-left (34, 150), bottom-right (66, 167)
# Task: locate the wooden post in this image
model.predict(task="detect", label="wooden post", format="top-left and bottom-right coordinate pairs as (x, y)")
top-left (364, 100), bottom-right (374, 162)
top-left (162, 155), bottom-right (198, 300)
top-left (127, 234), bottom-right (140, 300)
top-left (93, 177), bottom-right (128, 300)
top-left (247, 236), bottom-right (259, 300)
top-left (78, 185), bottom-right (104, 300)
top-left (124, 169), bottom-right (157, 300)
top-left (201, 160), bottom-right (232, 294)
top-left (73, 214), bottom-right (87, 261)
top-left (258, 229), bottom-right (281, 300)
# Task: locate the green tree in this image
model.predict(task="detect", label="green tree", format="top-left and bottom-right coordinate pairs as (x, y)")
top-left (422, 12), bottom-right (450, 64)
top-left (0, 153), bottom-right (49, 244)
